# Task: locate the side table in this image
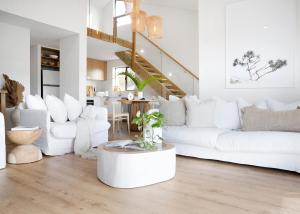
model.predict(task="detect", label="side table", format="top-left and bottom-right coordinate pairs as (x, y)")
top-left (6, 129), bottom-right (43, 164)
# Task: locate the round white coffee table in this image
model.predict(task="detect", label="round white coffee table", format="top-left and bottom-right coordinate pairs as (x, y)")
top-left (97, 143), bottom-right (176, 188)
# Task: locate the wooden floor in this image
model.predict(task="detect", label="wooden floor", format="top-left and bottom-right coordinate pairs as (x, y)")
top-left (1, 129), bottom-right (300, 213)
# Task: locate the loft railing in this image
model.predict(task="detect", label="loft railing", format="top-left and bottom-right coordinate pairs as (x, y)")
top-left (112, 13), bottom-right (199, 95)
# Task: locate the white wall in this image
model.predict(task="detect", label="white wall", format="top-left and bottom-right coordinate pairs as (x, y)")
top-left (0, 0), bottom-right (87, 103)
top-left (0, 22), bottom-right (30, 96)
top-left (198, 0), bottom-right (300, 103)
top-left (60, 35), bottom-right (86, 103)
top-left (102, 0), bottom-right (114, 34)
top-left (30, 45), bottom-right (41, 95)
top-left (142, 4), bottom-right (199, 76)
top-left (88, 1), bottom-right (102, 30)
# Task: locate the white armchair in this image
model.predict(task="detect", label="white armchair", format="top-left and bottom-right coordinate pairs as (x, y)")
top-left (0, 112), bottom-right (5, 169)
top-left (17, 107), bottom-right (109, 156)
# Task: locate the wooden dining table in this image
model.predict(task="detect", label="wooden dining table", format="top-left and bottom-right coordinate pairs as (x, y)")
top-left (119, 99), bottom-right (151, 132)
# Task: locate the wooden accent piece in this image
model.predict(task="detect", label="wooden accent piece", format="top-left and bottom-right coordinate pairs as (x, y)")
top-left (119, 99), bottom-right (150, 131)
top-left (6, 129), bottom-right (42, 145)
top-left (87, 58), bottom-right (107, 80)
top-left (87, 28), bottom-right (132, 49)
top-left (131, 32), bottom-right (137, 68)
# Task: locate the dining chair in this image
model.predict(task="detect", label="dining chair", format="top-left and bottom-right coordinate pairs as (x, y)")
top-left (106, 101), bottom-right (130, 135)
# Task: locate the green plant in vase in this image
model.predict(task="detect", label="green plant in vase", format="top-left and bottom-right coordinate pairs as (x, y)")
top-left (118, 72), bottom-right (160, 99)
top-left (132, 110), bottom-right (164, 150)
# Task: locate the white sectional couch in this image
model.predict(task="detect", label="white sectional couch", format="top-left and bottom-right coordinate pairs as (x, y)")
top-left (163, 126), bottom-right (300, 173)
top-left (161, 96), bottom-right (300, 173)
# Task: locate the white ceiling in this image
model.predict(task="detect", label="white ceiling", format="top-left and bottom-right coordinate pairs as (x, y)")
top-left (87, 37), bottom-right (128, 61)
top-left (0, 11), bottom-right (75, 48)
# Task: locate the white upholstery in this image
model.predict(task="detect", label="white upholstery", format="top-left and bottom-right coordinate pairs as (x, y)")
top-left (17, 107), bottom-right (109, 156)
top-left (50, 122), bottom-right (77, 139)
top-left (0, 113), bottom-right (5, 169)
top-left (163, 126), bottom-right (300, 173)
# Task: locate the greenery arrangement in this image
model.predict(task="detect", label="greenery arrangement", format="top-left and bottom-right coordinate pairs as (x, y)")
top-left (132, 110), bottom-right (164, 150)
top-left (118, 72), bottom-right (159, 92)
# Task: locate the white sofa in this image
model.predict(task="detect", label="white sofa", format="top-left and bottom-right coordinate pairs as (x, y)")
top-left (163, 126), bottom-right (300, 173)
top-left (0, 112), bottom-right (5, 169)
top-left (161, 97), bottom-right (300, 173)
top-left (17, 108), bottom-right (109, 156)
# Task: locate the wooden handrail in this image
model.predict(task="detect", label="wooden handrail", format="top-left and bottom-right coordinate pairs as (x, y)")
top-left (137, 33), bottom-right (199, 80)
top-left (112, 13), bottom-right (199, 80)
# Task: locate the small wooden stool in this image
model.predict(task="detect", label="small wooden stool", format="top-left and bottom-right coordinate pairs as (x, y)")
top-left (6, 129), bottom-right (42, 164)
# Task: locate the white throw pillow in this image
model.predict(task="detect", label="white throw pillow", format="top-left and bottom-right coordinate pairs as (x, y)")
top-left (213, 98), bottom-right (240, 130)
top-left (237, 98), bottom-right (268, 126)
top-left (185, 97), bottom-right (216, 128)
top-left (64, 94), bottom-right (82, 121)
top-left (267, 99), bottom-right (300, 111)
top-left (45, 95), bottom-right (68, 123)
top-left (26, 94), bottom-right (47, 110)
top-left (159, 98), bottom-right (186, 126)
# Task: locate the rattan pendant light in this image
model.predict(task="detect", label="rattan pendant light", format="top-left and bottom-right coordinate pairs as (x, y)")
top-left (146, 16), bottom-right (163, 39)
top-left (123, 0), bottom-right (163, 38)
top-left (132, 10), bottom-right (147, 32)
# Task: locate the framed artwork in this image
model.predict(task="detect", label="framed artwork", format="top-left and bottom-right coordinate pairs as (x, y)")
top-left (226, 0), bottom-right (296, 88)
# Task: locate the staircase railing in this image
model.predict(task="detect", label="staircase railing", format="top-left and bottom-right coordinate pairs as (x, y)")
top-left (112, 13), bottom-right (199, 96)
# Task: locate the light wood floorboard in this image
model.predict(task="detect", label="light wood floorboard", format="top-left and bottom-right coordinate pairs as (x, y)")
top-left (1, 127), bottom-right (300, 214)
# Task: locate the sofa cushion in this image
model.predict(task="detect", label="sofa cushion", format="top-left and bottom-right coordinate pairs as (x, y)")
top-left (241, 106), bottom-right (300, 132)
top-left (45, 95), bottom-right (68, 123)
top-left (26, 94), bottom-right (47, 110)
top-left (267, 98), bottom-right (300, 111)
top-left (159, 98), bottom-right (185, 126)
top-left (50, 122), bottom-right (77, 139)
top-left (214, 98), bottom-right (240, 130)
top-left (163, 126), bottom-right (228, 148)
top-left (64, 94), bottom-right (82, 121)
top-left (216, 130), bottom-right (300, 155)
top-left (185, 97), bottom-right (216, 128)
top-left (237, 98), bottom-right (268, 126)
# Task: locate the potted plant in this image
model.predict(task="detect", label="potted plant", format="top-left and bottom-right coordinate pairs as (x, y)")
top-left (118, 72), bottom-right (159, 99)
top-left (132, 109), bottom-right (164, 150)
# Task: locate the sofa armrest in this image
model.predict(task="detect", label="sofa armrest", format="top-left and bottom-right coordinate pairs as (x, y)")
top-left (19, 109), bottom-right (51, 130)
top-left (95, 107), bottom-right (108, 121)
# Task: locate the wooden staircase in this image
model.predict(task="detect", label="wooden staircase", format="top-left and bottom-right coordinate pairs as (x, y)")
top-left (116, 51), bottom-right (186, 98)
top-left (88, 27), bottom-right (198, 99)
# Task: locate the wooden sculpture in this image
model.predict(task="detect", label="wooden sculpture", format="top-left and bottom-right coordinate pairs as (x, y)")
top-left (2, 74), bottom-right (24, 108)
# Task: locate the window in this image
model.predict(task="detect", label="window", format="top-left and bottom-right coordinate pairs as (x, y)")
top-left (115, 0), bottom-right (131, 26)
top-left (112, 67), bottom-right (136, 92)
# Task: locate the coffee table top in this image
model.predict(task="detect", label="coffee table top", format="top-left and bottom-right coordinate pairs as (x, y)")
top-left (98, 143), bottom-right (175, 154)
top-left (6, 129), bottom-right (42, 145)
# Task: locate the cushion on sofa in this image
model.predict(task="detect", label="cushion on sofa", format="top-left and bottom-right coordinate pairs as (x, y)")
top-left (216, 130), bottom-right (300, 155)
top-left (64, 94), bottom-right (82, 121)
top-left (237, 98), bottom-right (268, 125)
top-left (45, 95), bottom-right (68, 123)
top-left (184, 97), bottom-right (216, 128)
top-left (213, 98), bottom-right (240, 130)
top-left (159, 98), bottom-right (185, 126)
top-left (26, 94), bottom-right (47, 110)
top-left (50, 122), bottom-right (77, 139)
top-left (267, 98), bottom-right (300, 111)
top-left (241, 106), bottom-right (300, 132)
top-left (163, 126), bottom-right (228, 148)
